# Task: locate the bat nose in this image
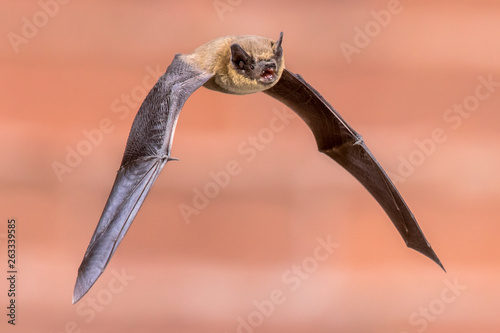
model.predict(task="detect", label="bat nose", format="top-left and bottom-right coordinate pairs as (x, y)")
top-left (264, 62), bottom-right (276, 70)
top-left (260, 62), bottom-right (276, 76)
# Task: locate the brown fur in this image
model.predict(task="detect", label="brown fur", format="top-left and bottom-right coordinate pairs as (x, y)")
top-left (183, 35), bottom-right (285, 95)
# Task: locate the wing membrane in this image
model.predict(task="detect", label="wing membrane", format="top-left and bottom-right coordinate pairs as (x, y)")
top-left (73, 55), bottom-right (213, 303)
top-left (265, 69), bottom-right (444, 270)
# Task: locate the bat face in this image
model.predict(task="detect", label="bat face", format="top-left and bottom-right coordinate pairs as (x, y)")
top-left (230, 44), bottom-right (279, 84)
top-left (230, 32), bottom-right (283, 86)
top-left (198, 33), bottom-right (285, 95)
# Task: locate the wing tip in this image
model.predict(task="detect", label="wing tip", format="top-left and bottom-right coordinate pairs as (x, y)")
top-left (72, 279), bottom-right (86, 305)
top-left (410, 243), bottom-right (446, 273)
top-left (433, 255), bottom-right (446, 273)
top-left (428, 252), bottom-right (446, 272)
top-left (72, 262), bottom-right (104, 304)
top-left (72, 273), bottom-right (92, 304)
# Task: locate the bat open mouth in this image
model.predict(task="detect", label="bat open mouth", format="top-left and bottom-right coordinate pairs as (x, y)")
top-left (260, 67), bottom-right (277, 83)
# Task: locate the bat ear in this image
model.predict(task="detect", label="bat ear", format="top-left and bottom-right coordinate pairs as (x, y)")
top-left (231, 43), bottom-right (251, 69)
top-left (274, 32), bottom-right (283, 58)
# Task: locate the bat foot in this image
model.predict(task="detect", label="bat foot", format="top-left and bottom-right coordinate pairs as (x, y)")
top-left (168, 156), bottom-right (180, 162)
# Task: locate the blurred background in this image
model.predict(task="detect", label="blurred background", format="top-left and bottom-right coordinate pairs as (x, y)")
top-left (1, 0), bottom-right (499, 332)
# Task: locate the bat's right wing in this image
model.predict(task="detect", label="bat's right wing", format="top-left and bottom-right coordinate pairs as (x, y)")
top-left (265, 68), bottom-right (444, 270)
top-left (73, 55), bottom-right (213, 304)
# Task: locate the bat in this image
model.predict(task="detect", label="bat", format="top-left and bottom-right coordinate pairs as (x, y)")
top-left (73, 32), bottom-right (444, 304)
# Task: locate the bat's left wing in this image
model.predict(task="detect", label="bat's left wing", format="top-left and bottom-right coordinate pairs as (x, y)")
top-left (73, 55), bottom-right (213, 304)
top-left (264, 68), bottom-right (444, 270)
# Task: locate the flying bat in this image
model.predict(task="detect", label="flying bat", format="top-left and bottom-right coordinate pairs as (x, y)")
top-left (73, 32), bottom-right (444, 304)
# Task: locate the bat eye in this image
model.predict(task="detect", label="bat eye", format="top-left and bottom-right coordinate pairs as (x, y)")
top-left (250, 64), bottom-right (255, 70)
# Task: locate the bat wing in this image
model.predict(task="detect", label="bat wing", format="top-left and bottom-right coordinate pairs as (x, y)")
top-left (73, 55), bottom-right (213, 304)
top-left (264, 68), bottom-right (444, 270)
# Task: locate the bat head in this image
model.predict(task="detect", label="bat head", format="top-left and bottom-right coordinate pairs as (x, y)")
top-left (229, 32), bottom-right (285, 91)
